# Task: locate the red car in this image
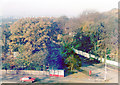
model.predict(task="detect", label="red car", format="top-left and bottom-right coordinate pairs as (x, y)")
top-left (20, 76), bottom-right (35, 83)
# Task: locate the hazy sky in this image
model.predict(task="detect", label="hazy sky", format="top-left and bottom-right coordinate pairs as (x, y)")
top-left (0, 0), bottom-right (119, 17)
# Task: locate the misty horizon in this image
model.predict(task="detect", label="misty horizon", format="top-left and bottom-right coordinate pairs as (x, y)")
top-left (1, 0), bottom-right (119, 17)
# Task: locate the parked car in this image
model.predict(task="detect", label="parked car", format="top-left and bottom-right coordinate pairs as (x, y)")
top-left (20, 76), bottom-right (35, 83)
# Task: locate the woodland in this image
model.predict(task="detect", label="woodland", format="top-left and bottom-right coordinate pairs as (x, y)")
top-left (1, 9), bottom-right (118, 71)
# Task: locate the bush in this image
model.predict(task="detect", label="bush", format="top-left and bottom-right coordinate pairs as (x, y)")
top-left (2, 63), bottom-right (10, 70)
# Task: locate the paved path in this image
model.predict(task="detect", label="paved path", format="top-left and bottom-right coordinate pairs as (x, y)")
top-left (80, 63), bottom-right (118, 83)
top-left (1, 70), bottom-right (118, 83)
top-left (1, 74), bottom-right (107, 83)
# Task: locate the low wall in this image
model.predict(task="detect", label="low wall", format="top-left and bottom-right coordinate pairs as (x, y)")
top-left (1, 70), bottom-right (49, 75)
top-left (73, 48), bottom-right (120, 67)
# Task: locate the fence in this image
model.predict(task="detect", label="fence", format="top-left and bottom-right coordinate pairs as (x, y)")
top-left (1, 70), bottom-right (49, 75)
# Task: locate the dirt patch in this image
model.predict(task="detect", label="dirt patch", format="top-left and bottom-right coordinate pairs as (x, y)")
top-left (67, 72), bottom-right (89, 78)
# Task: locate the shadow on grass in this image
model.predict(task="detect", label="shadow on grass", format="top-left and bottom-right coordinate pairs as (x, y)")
top-left (79, 69), bottom-right (89, 76)
top-left (64, 70), bottom-right (78, 77)
top-left (64, 67), bottom-right (90, 77)
top-left (79, 55), bottom-right (101, 68)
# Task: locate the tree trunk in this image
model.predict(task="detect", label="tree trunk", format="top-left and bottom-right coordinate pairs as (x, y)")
top-left (71, 64), bottom-right (74, 71)
top-left (100, 55), bottom-right (102, 62)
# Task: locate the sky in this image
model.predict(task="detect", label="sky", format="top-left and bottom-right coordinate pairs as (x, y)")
top-left (0, 0), bottom-right (119, 17)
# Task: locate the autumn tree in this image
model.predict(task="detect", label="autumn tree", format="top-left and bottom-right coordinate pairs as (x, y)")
top-left (8, 17), bottom-right (63, 70)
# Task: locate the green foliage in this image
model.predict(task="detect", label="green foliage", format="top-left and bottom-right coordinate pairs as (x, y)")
top-left (2, 63), bottom-right (10, 70)
top-left (65, 54), bottom-right (81, 71)
top-left (61, 42), bottom-right (81, 71)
